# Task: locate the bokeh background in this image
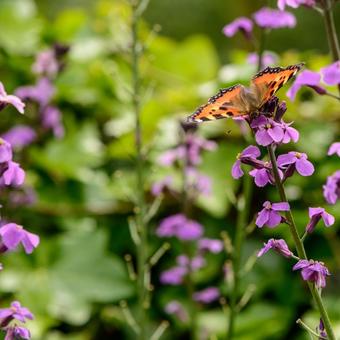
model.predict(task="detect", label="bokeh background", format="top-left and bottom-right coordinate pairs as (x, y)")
top-left (0, 0), bottom-right (339, 339)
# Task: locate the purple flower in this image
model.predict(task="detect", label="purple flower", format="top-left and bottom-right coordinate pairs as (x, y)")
top-left (0, 301), bottom-right (33, 326)
top-left (32, 49), bottom-right (59, 78)
top-left (41, 106), bottom-right (64, 138)
top-left (198, 238), bottom-right (223, 253)
top-left (277, 151), bottom-right (314, 176)
top-left (4, 326), bottom-right (31, 340)
top-left (249, 167), bottom-right (275, 187)
top-left (176, 255), bottom-right (206, 271)
top-left (321, 61), bottom-right (340, 86)
top-left (256, 201), bottom-right (290, 228)
top-left (2, 126), bottom-right (36, 149)
top-left (193, 287), bottom-right (220, 304)
top-left (186, 134), bottom-right (217, 166)
top-left (176, 219), bottom-right (203, 240)
top-left (305, 207), bottom-right (335, 233)
top-left (0, 161), bottom-right (25, 187)
top-left (287, 70), bottom-right (325, 101)
top-left (0, 223), bottom-right (39, 254)
top-left (257, 238), bottom-right (293, 258)
top-left (158, 146), bottom-right (185, 166)
top-left (222, 17), bottom-right (253, 38)
top-left (247, 52), bottom-right (278, 67)
top-left (0, 82), bottom-right (25, 114)
top-left (160, 266), bottom-right (187, 285)
top-left (293, 260), bottom-right (330, 288)
top-left (323, 170), bottom-right (340, 204)
top-left (251, 116), bottom-right (284, 146)
top-left (328, 142), bottom-right (340, 157)
top-left (194, 172), bottom-right (212, 196)
top-left (164, 301), bottom-right (188, 322)
top-left (0, 139), bottom-right (13, 163)
top-left (232, 145), bottom-right (261, 179)
top-left (281, 121), bottom-right (299, 144)
top-left (16, 78), bottom-right (55, 107)
top-left (151, 176), bottom-right (173, 196)
top-left (253, 7), bottom-right (296, 29)
top-left (278, 0), bottom-right (316, 10)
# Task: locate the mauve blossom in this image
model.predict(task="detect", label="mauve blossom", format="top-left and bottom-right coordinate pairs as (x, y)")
top-left (193, 287), bottom-right (220, 304)
top-left (222, 17), bottom-right (253, 38)
top-left (253, 7), bottom-right (296, 29)
top-left (232, 145), bottom-right (261, 179)
top-left (278, 0), bottom-right (316, 10)
top-left (164, 301), bottom-right (188, 322)
top-left (0, 301), bottom-right (33, 325)
top-left (306, 207), bottom-right (335, 233)
top-left (0, 223), bottom-right (39, 254)
top-left (41, 106), bottom-right (64, 138)
top-left (258, 238), bottom-right (293, 258)
top-left (293, 260), bottom-right (330, 288)
top-left (198, 238), bottom-right (224, 253)
top-left (186, 134), bottom-right (217, 166)
top-left (5, 326), bottom-right (31, 340)
top-left (32, 49), bottom-right (59, 78)
top-left (251, 116), bottom-right (284, 146)
top-left (321, 61), bottom-right (340, 86)
top-left (2, 125), bottom-right (36, 149)
top-left (323, 170), bottom-right (340, 204)
top-left (151, 176), bottom-right (173, 196)
top-left (281, 121), bottom-right (299, 143)
top-left (158, 146), bottom-right (185, 166)
top-left (256, 201), bottom-right (290, 228)
top-left (0, 139), bottom-right (12, 163)
top-left (15, 77), bottom-right (55, 107)
top-left (287, 70), bottom-right (325, 101)
top-left (249, 167), bottom-right (274, 187)
top-left (1, 161), bottom-right (25, 187)
top-left (0, 82), bottom-right (25, 114)
top-left (176, 219), bottom-right (203, 240)
top-left (277, 151), bottom-right (314, 176)
top-left (194, 172), bottom-right (212, 195)
top-left (176, 254), bottom-right (206, 271)
top-left (247, 52), bottom-right (278, 68)
top-left (328, 142), bottom-right (340, 157)
top-left (160, 266), bottom-right (187, 285)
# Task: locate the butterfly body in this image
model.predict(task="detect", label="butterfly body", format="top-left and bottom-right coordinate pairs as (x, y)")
top-left (188, 63), bottom-right (304, 122)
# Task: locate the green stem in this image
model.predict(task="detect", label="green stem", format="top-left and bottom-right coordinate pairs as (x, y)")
top-left (131, 2), bottom-right (149, 339)
top-left (267, 145), bottom-right (336, 340)
top-left (226, 174), bottom-right (253, 340)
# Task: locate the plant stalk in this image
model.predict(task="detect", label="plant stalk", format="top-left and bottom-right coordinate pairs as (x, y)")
top-left (267, 145), bottom-right (336, 340)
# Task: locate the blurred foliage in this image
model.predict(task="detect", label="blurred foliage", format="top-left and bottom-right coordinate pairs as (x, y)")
top-left (0, 0), bottom-right (338, 339)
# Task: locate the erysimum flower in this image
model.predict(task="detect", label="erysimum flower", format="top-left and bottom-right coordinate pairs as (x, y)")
top-left (231, 145), bottom-right (261, 179)
top-left (2, 126), bottom-right (36, 150)
top-left (198, 238), bottom-right (223, 253)
top-left (41, 106), bottom-right (64, 138)
top-left (32, 49), bottom-right (59, 78)
top-left (281, 121), bottom-right (299, 144)
top-left (256, 201), bottom-right (290, 228)
top-left (193, 287), bottom-right (220, 304)
top-left (277, 151), bottom-right (314, 177)
top-left (0, 139), bottom-right (13, 163)
top-left (222, 17), bottom-right (253, 38)
top-left (151, 176), bottom-right (173, 196)
top-left (164, 301), bottom-right (188, 322)
top-left (247, 52), bottom-right (278, 67)
top-left (321, 61), bottom-right (340, 86)
top-left (306, 207), bottom-right (335, 233)
top-left (293, 260), bottom-right (330, 288)
top-left (1, 161), bottom-right (25, 187)
top-left (0, 301), bottom-right (33, 325)
top-left (278, 0), bottom-right (316, 10)
top-left (249, 167), bottom-right (276, 187)
top-left (328, 142), bottom-right (340, 157)
top-left (253, 7), bottom-right (296, 29)
top-left (4, 326), bottom-right (31, 340)
top-left (323, 170), bottom-right (340, 204)
top-left (160, 266), bottom-right (187, 285)
top-left (257, 238), bottom-right (293, 258)
top-left (251, 116), bottom-right (284, 146)
top-left (0, 82), bottom-right (25, 114)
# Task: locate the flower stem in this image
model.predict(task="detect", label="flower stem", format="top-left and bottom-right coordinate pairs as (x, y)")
top-left (226, 171), bottom-right (253, 340)
top-left (131, 1), bottom-right (149, 338)
top-left (267, 145), bottom-right (336, 340)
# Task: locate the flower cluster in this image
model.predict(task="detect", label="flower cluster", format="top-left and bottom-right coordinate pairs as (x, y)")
top-left (323, 143), bottom-right (340, 205)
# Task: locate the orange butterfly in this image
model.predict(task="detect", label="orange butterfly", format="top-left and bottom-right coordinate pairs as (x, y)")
top-left (188, 63), bottom-right (304, 122)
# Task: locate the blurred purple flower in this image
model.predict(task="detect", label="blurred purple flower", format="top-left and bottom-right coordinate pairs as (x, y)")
top-left (186, 134), bottom-right (217, 166)
top-left (0, 82), bottom-right (25, 114)
top-left (281, 121), bottom-right (299, 143)
top-left (193, 287), bottom-right (220, 304)
top-left (151, 176), bottom-right (173, 196)
top-left (249, 167), bottom-right (274, 187)
top-left (277, 151), bottom-right (314, 176)
top-left (176, 254), bottom-right (206, 271)
top-left (256, 201), bottom-right (290, 228)
top-left (198, 238), bottom-right (223, 253)
top-left (164, 301), bottom-right (188, 322)
top-left (16, 77), bottom-right (55, 107)
top-left (2, 125), bottom-right (36, 149)
top-left (9, 187), bottom-right (37, 207)
top-left (287, 70), bottom-right (325, 101)
top-left (160, 266), bottom-right (187, 285)
top-left (4, 326), bottom-right (31, 340)
top-left (232, 145), bottom-right (261, 179)
top-left (186, 167), bottom-right (212, 195)
top-left (321, 61), bottom-right (340, 86)
top-left (0, 223), bottom-right (39, 254)
top-left (258, 238), bottom-right (293, 258)
top-left (278, 0), bottom-right (316, 10)
top-left (222, 17), bottom-right (253, 39)
top-left (1, 161), bottom-right (25, 187)
top-left (251, 116), bottom-right (284, 146)
top-left (306, 207), bottom-right (335, 233)
top-left (32, 49), bottom-right (59, 78)
top-left (176, 219), bottom-right (203, 240)
top-left (323, 170), bottom-right (340, 204)
top-left (41, 106), bottom-right (64, 138)
top-left (158, 146), bottom-right (185, 166)
top-left (0, 139), bottom-right (12, 163)
top-left (293, 260), bottom-right (330, 288)
top-left (247, 52), bottom-right (278, 67)
top-left (253, 7), bottom-right (296, 29)
top-left (328, 142), bottom-right (340, 157)
top-left (0, 301), bottom-right (33, 326)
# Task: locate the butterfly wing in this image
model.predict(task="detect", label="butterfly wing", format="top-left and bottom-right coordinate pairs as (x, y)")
top-left (250, 63), bottom-right (304, 107)
top-left (187, 84), bottom-right (247, 122)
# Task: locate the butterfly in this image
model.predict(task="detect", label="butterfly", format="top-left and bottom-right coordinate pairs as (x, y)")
top-left (187, 63), bottom-right (304, 123)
